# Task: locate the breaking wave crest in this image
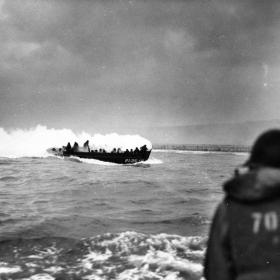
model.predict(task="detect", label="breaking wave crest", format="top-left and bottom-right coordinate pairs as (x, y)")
top-left (0, 231), bottom-right (206, 280)
top-left (145, 157), bottom-right (163, 164)
top-left (0, 125), bottom-right (152, 158)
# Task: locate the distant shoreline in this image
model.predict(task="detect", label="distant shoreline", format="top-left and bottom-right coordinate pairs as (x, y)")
top-left (153, 144), bottom-right (250, 153)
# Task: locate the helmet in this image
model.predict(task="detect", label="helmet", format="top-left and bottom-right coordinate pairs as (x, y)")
top-left (244, 129), bottom-right (280, 168)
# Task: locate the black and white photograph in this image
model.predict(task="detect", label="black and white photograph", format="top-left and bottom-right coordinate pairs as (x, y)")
top-left (1, 0), bottom-right (280, 279)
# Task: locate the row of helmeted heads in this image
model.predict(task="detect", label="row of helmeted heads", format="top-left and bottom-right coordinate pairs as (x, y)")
top-left (64, 140), bottom-right (149, 154)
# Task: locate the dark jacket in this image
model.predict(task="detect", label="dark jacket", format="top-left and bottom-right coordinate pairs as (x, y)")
top-left (204, 167), bottom-right (280, 280)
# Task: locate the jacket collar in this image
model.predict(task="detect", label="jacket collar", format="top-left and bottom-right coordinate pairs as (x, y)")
top-left (224, 167), bottom-right (280, 202)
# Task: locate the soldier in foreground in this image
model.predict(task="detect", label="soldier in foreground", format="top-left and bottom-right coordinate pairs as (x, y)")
top-left (204, 130), bottom-right (280, 280)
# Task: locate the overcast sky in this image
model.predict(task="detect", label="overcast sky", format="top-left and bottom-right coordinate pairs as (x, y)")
top-left (1, 0), bottom-right (280, 133)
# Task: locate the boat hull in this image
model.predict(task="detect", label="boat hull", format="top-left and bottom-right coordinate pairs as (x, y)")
top-left (47, 148), bottom-right (151, 164)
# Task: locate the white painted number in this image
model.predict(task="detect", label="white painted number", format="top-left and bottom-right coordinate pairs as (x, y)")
top-left (252, 212), bottom-right (278, 234)
top-left (264, 212), bottom-right (278, 231)
top-left (252, 212), bottom-right (262, 234)
top-left (124, 159), bottom-right (137, 163)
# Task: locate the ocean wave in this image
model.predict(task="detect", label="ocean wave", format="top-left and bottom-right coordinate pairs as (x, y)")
top-left (0, 158), bottom-right (18, 165)
top-left (132, 214), bottom-right (210, 226)
top-left (0, 231), bottom-right (206, 280)
top-left (145, 157), bottom-right (163, 164)
top-left (0, 176), bottom-right (18, 182)
top-left (0, 263), bottom-right (22, 274)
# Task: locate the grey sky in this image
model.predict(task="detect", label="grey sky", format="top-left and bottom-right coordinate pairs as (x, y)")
top-left (1, 0), bottom-right (280, 134)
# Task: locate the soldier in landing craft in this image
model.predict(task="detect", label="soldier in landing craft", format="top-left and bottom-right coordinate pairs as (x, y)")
top-left (204, 130), bottom-right (280, 280)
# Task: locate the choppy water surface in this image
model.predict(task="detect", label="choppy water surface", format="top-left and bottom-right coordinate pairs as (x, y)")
top-left (0, 150), bottom-right (247, 279)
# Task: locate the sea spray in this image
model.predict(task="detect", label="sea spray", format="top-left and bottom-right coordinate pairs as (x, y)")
top-left (0, 125), bottom-right (152, 158)
top-left (72, 156), bottom-right (162, 165)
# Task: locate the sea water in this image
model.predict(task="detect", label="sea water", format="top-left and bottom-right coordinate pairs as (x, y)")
top-left (0, 150), bottom-right (247, 280)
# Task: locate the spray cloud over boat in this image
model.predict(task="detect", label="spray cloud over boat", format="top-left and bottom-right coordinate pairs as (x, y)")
top-left (0, 125), bottom-right (152, 159)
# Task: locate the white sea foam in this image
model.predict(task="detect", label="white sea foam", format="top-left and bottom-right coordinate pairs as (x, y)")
top-left (44, 266), bottom-right (64, 273)
top-left (128, 250), bottom-right (203, 278)
top-left (26, 255), bottom-right (44, 259)
top-left (0, 125), bottom-right (152, 158)
top-left (82, 248), bottom-right (112, 269)
top-left (83, 274), bottom-right (104, 280)
top-left (232, 152), bottom-right (248, 156)
top-left (1, 231), bottom-right (206, 280)
top-left (68, 156), bottom-right (118, 166)
top-left (81, 231), bottom-right (205, 280)
top-left (144, 157), bottom-right (163, 164)
top-left (0, 262), bottom-right (22, 274)
top-left (23, 273), bottom-right (55, 280)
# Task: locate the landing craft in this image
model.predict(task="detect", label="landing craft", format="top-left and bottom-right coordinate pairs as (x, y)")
top-left (47, 140), bottom-right (152, 164)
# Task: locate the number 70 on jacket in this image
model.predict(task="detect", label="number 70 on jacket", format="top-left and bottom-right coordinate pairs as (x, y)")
top-left (252, 212), bottom-right (278, 234)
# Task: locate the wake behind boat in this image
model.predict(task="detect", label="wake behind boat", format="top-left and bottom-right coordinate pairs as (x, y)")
top-left (47, 140), bottom-right (152, 164)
